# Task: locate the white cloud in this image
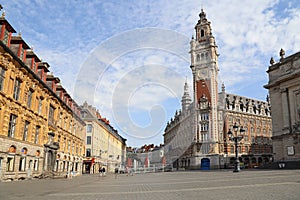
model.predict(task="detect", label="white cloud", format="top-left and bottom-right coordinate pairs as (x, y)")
top-left (3, 0), bottom-right (300, 146)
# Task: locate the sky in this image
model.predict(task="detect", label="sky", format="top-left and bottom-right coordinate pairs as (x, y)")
top-left (2, 0), bottom-right (300, 147)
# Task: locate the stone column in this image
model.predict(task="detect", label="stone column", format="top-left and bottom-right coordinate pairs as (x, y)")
top-left (281, 88), bottom-right (291, 134)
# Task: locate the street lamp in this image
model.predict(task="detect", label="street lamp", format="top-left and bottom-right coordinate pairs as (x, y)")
top-left (227, 122), bottom-right (245, 172)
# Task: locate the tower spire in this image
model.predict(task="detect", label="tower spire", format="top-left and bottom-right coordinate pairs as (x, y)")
top-left (199, 8), bottom-right (207, 20)
top-left (181, 81), bottom-right (192, 113)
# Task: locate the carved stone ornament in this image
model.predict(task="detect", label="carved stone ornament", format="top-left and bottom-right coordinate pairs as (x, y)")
top-left (0, 54), bottom-right (9, 69)
top-left (292, 122), bottom-right (300, 133)
top-left (270, 57), bottom-right (275, 65)
top-left (4, 52), bottom-right (13, 61)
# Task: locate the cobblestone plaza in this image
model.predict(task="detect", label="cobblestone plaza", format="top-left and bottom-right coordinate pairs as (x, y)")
top-left (1, 170), bottom-right (300, 200)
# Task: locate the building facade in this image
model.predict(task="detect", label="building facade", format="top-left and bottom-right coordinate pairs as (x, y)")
top-left (164, 10), bottom-right (272, 170)
top-left (80, 102), bottom-right (127, 173)
top-left (0, 13), bottom-right (85, 181)
top-left (264, 50), bottom-right (300, 167)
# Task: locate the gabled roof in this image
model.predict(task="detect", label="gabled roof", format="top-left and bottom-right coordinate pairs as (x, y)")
top-left (10, 36), bottom-right (30, 49)
top-left (0, 16), bottom-right (16, 33)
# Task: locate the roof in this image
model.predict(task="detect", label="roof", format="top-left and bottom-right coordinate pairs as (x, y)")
top-left (10, 36), bottom-right (30, 49)
top-left (0, 17), bottom-right (16, 33)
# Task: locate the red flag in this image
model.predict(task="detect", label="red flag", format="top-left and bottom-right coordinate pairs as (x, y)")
top-left (144, 157), bottom-right (149, 167)
top-left (162, 156), bottom-right (166, 165)
top-left (127, 158), bottom-right (132, 168)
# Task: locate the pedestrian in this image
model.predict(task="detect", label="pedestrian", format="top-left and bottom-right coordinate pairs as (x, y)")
top-left (114, 168), bottom-right (118, 179)
top-left (99, 167), bottom-right (103, 176)
top-left (129, 167), bottom-right (133, 176)
top-left (68, 170), bottom-right (73, 179)
top-left (102, 167), bottom-right (106, 176)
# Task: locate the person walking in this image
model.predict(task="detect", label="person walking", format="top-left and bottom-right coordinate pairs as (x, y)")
top-left (99, 167), bottom-right (103, 176)
top-left (68, 169), bottom-right (73, 179)
top-left (102, 167), bottom-right (106, 176)
top-left (114, 168), bottom-right (118, 179)
top-left (129, 167), bottom-right (133, 176)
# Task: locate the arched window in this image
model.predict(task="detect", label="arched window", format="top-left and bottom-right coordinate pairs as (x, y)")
top-left (8, 145), bottom-right (16, 153)
top-left (201, 29), bottom-right (205, 37)
top-left (36, 150), bottom-right (40, 157)
top-left (7, 145), bottom-right (16, 172)
top-left (21, 147), bottom-right (27, 155)
top-left (196, 54), bottom-right (200, 62)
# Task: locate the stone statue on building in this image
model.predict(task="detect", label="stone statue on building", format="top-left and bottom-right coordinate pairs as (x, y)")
top-left (225, 95), bottom-right (231, 109)
top-left (252, 100), bottom-right (257, 114)
top-left (239, 97), bottom-right (244, 111)
top-left (232, 96), bottom-right (236, 110)
top-left (245, 99), bottom-right (249, 112)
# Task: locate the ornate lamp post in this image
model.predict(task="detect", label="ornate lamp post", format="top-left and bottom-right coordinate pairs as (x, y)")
top-left (227, 122), bottom-right (245, 172)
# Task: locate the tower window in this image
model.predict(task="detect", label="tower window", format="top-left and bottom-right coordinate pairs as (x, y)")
top-left (201, 29), bottom-right (205, 37)
top-left (87, 136), bottom-right (91, 145)
top-left (205, 52), bottom-right (209, 59)
top-left (86, 148), bottom-right (91, 157)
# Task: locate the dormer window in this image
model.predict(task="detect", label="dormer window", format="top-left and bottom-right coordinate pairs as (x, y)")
top-left (32, 60), bottom-right (36, 71)
top-left (3, 29), bottom-right (9, 44)
top-left (10, 36), bottom-right (30, 61)
top-left (0, 17), bottom-right (16, 46)
top-left (52, 81), bottom-right (56, 92)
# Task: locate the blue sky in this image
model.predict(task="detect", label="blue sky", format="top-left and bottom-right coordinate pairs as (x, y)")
top-left (2, 0), bottom-right (300, 147)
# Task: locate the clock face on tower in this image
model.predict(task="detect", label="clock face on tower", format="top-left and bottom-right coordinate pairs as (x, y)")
top-left (197, 69), bottom-right (207, 79)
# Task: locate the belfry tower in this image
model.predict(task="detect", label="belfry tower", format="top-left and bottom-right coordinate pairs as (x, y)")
top-left (190, 9), bottom-right (220, 154)
top-left (164, 8), bottom-right (272, 170)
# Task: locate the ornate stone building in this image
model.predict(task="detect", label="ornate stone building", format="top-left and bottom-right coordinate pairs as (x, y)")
top-left (0, 13), bottom-right (85, 181)
top-left (80, 102), bottom-right (127, 173)
top-left (264, 50), bottom-right (300, 167)
top-left (164, 9), bottom-right (272, 170)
